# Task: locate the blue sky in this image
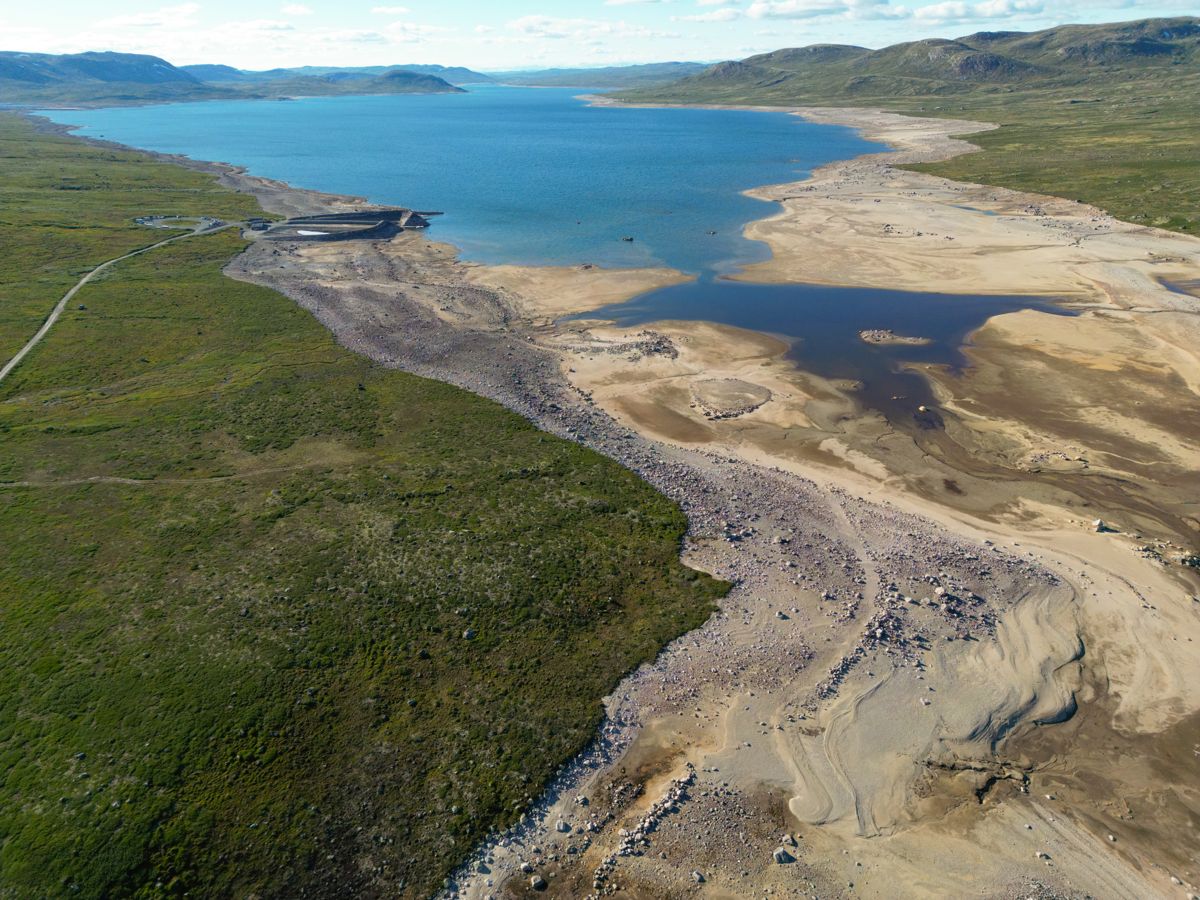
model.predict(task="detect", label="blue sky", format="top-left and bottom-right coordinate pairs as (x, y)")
top-left (3, 1), bottom-right (1196, 70)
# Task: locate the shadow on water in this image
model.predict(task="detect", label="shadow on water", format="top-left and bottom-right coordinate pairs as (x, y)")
top-left (567, 277), bottom-right (1077, 429)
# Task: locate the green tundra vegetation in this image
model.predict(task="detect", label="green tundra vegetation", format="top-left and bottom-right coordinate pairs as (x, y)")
top-left (0, 113), bottom-right (724, 898)
top-left (0, 120), bottom-right (260, 362)
top-left (621, 17), bottom-right (1200, 235)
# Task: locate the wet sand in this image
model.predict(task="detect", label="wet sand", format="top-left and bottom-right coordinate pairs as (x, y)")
top-left (122, 106), bottom-right (1200, 899)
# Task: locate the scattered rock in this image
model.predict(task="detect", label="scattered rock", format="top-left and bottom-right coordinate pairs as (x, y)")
top-left (858, 328), bottom-right (931, 346)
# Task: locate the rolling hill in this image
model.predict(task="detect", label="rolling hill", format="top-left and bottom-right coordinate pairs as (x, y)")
top-left (620, 17), bottom-right (1200, 235)
top-left (630, 17), bottom-right (1200, 103)
top-left (182, 62), bottom-right (494, 86)
top-left (494, 61), bottom-right (709, 88)
top-left (0, 51), bottom-right (464, 106)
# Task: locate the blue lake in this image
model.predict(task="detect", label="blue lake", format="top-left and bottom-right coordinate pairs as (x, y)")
top-left (47, 87), bottom-right (1071, 424)
top-left (46, 86), bottom-right (880, 275)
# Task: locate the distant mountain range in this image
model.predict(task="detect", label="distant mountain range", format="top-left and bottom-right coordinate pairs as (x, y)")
top-left (26, 16), bottom-right (1194, 113)
top-left (620, 17), bottom-right (1200, 103)
top-left (0, 51), bottom-right (465, 105)
top-left (181, 63), bottom-right (494, 86)
top-left (493, 62), bottom-right (709, 88)
top-left (0, 51), bottom-right (714, 106)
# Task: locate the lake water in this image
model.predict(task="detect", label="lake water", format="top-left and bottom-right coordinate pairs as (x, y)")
top-left (572, 279), bottom-right (1071, 422)
top-left (46, 86), bottom-right (879, 275)
top-left (46, 88), bottom-right (1070, 424)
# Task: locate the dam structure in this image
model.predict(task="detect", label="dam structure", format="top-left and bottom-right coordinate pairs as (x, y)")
top-left (258, 208), bottom-right (439, 242)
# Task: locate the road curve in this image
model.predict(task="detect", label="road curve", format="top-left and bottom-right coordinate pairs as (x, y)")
top-left (0, 221), bottom-right (231, 386)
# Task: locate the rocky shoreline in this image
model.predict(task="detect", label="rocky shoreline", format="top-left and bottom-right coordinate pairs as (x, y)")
top-left (39, 108), bottom-right (1199, 899)
top-left (217, 188), bottom-right (1140, 898)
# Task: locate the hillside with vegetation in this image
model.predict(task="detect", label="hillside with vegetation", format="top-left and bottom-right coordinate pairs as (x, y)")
top-left (182, 62), bottom-right (494, 87)
top-left (621, 17), bottom-right (1200, 235)
top-left (0, 51), bottom-right (464, 106)
top-left (0, 113), bottom-right (724, 898)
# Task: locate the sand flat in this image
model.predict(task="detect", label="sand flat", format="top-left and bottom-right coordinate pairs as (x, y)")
top-left (455, 105), bottom-right (1200, 899)
top-left (211, 106), bottom-right (1200, 899)
top-left (466, 262), bottom-right (692, 320)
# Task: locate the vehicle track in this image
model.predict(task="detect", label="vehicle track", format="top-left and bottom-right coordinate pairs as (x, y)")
top-left (0, 220), bottom-right (231, 386)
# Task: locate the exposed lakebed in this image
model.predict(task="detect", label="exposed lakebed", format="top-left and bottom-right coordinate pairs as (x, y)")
top-left (572, 278), bottom-right (1073, 424)
top-left (46, 87), bottom-right (1071, 421)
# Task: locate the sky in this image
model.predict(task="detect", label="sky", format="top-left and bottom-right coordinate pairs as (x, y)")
top-left (2, 1), bottom-right (1196, 70)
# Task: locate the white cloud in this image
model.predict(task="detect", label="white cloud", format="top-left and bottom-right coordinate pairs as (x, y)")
top-left (675, 8), bottom-right (744, 21)
top-left (746, 0), bottom-right (855, 19)
top-left (913, 0), bottom-right (1044, 21)
top-left (744, 0), bottom-right (921, 20)
top-left (93, 3), bottom-right (201, 30)
top-left (280, 3), bottom-right (313, 15)
top-left (913, 1), bottom-right (967, 18)
top-left (506, 15), bottom-right (679, 41)
top-left (383, 20), bottom-right (452, 41)
top-left (973, 0), bottom-right (1044, 16)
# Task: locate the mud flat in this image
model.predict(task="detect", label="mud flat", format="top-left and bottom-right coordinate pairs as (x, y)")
top-left (198, 113), bottom-right (1200, 899)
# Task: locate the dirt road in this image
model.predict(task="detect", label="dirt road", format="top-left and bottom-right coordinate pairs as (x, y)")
top-left (0, 219), bottom-right (231, 386)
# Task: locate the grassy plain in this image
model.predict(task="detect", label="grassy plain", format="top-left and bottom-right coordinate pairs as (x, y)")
top-left (0, 113), bottom-right (724, 898)
top-left (0, 117), bottom-right (260, 360)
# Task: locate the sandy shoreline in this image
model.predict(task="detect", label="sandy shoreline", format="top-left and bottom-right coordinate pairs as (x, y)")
top-left (442, 105), bottom-right (1200, 899)
top-left (32, 105), bottom-right (1200, 898)
top-left (550, 103), bottom-right (1200, 544)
